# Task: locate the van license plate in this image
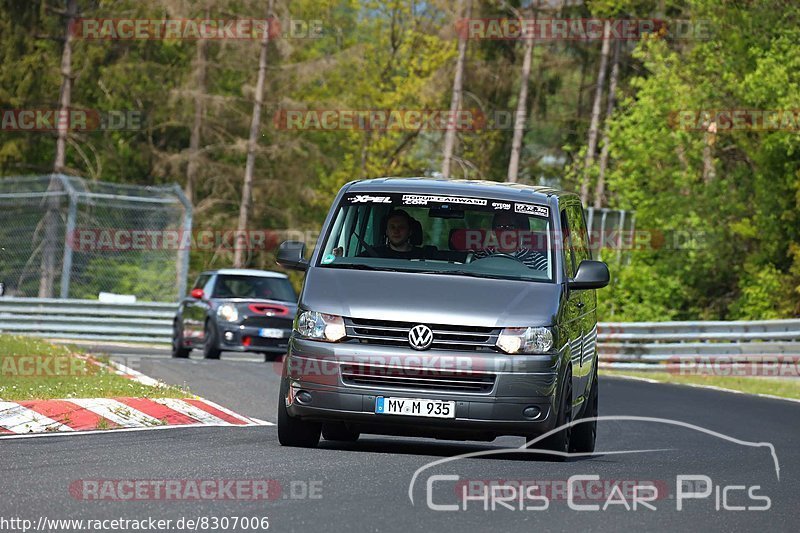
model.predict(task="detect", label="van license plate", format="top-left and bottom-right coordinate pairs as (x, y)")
top-left (258, 328), bottom-right (284, 338)
top-left (375, 397), bottom-right (455, 418)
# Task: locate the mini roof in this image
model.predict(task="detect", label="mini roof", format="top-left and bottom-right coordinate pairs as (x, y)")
top-left (205, 269), bottom-right (288, 278)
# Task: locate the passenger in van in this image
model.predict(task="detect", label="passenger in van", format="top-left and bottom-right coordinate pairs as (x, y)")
top-left (372, 209), bottom-right (425, 259)
top-left (473, 212), bottom-right (548, 270)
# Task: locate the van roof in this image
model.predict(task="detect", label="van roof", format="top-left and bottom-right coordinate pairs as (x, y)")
top-left (346, 177), bottom-right (577, 203)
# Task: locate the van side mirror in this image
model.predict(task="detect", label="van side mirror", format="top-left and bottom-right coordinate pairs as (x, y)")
top-left (190, 288), bottom-right (204, 299)
top-left (276, 240), bottom-right (308, 271)
top-left (568, 260), bottom-right (610, 290)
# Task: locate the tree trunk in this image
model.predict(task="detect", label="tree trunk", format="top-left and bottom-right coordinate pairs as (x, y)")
top-left (593, 40), bottom-right (621, 208)
top-left (507, 7), bottom-right (535, 183)
top-left (580, 20), bottom-right (612, 205)
top-left (234, 0), bottom-right (273, 268)
top-left (442, 0), bottom-right (470, 179)
top-left (39, 0), bottom-right (77, 298)
top-left (702, 123), bottom-right (717, 184)
top-left (185, 11), bottom-right (209, 207)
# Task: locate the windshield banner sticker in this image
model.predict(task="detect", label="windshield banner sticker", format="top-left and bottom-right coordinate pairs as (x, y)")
top-left (402, 195), bottom-right (488, 206)
top-left (347, 194), bottom-right (392, 203)
top-left (515, 203), bottom-right (549, 217)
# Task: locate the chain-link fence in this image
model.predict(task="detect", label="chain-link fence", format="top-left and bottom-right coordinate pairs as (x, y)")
top-left (0, 175), bottom-right (191, 302)
top-left (585, 207), bottom-right (636, 263)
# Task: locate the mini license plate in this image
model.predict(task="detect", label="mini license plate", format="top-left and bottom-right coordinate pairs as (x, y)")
top-left (258, 328), bottom-right (284, 338)
top-left (375, 397), bottom-right (455, 418)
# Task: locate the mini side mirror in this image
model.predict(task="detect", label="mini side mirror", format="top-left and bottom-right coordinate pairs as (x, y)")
top-left (190, 288), bottom-right (204, 299)
top-left (276, 240), bottom-right (309, 271)
top-left (568, 260), bottom-right (610, 290)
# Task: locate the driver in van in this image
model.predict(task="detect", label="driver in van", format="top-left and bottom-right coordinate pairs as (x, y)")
top-left (373, 209), bottom-right (424, 259)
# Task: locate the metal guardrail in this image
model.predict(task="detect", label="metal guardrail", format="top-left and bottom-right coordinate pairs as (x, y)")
top-left (599, 319), bottom-right (800, 365)
top-left (1, 299), bottom-right (798, 364)
top-left (0, 297), bottom-right (175, 344)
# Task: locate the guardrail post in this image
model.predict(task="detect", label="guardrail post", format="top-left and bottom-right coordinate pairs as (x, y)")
top-left (598, 209), bottom-right (608, 262)
top-left (616, 210), bottom-right (626, 264)
top-left (59, 175), bottom-right (78, 299)
top-left (173, 184), bottom-right (192, 299)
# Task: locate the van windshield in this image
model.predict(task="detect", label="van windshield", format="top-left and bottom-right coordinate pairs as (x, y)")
top-left (317, 192), bottom-right (553, 282)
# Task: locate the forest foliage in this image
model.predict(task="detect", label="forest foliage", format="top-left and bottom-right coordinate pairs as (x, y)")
top-left (0, 0), bottom-right (798, 319)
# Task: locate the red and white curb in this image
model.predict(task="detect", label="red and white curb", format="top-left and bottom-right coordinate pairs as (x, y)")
top-left (0, 396), bottom-right (271, 437)
top-left (0, 357), bottom-right (272, 438)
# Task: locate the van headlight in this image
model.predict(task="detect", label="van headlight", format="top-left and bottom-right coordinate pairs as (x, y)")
top-left (496, 326), bottom-right (554, 354)
top-left (295, 310), bottom-right (346, 342)
top-left (217, 304), bottom-right (239, 322)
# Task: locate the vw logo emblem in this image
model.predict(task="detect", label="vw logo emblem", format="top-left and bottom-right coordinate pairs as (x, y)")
top-left (408, 324), bottom-right (433, 351)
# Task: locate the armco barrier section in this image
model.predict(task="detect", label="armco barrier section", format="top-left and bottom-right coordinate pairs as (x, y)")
top-left (598, 319), bottom-right (800, 372)
top-left (1, 299), bottom-right (798, 365)
top-left (0, 297), bottom-right (175, 344)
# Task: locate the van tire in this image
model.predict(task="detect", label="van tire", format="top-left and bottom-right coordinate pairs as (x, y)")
top-left (533, 370), bottom-right (572, 461)
top-left (570, 368), bottom-right (598, 454)
top-left (277, 380), bottom-right (321, 448)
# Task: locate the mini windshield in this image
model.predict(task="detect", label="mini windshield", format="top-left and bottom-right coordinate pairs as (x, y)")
top-left (212, 275), bottom-right (296, 301)
top-left (317, 192), bottom-right (553, 282)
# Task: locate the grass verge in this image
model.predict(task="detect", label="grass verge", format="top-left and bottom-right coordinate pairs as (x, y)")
top-left (0, 334), bottom-right (190, 401)
top-left (601, 370), bottom-right (800, 401)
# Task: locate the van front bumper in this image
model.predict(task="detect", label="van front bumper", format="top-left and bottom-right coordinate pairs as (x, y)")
top-left (281, 338), bottom-right (564, 439)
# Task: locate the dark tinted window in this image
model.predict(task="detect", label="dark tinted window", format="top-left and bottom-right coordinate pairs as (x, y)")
top-left (192, 275), bottom-right (210, 290)
top-left (212, 275), bottom-right (296, 302)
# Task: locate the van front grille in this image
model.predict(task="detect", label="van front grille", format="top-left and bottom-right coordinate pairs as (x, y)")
top-left (345, 317), bottom-right (498, 351)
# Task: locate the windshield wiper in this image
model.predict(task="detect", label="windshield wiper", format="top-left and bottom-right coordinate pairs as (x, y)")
top-left (414, 269), bottom-right (511, 280)
top-left (325, 263), bottom-right (399, 272)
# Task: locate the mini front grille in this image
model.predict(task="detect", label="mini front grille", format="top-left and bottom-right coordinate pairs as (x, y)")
top-left (341, 364), bottom-right (496, 393)
top-left (345, 317), bottom-right (498, 351)
top-left (242, 316), bottom-right (293, 329)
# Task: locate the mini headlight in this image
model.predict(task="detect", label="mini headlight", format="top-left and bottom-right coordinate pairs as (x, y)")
top-left (217, 304), bottom-right (239, 322)
top-left (295, 310), bottom-right (346, 342)
top-left (496, 326), bottom-right (554, 354)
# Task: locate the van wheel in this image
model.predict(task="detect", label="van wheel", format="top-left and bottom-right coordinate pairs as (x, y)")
top-left (277, 380), bottom-right (321, 448)
top-left (203, 320), bottom-right (221, 359)
top-left (322, 423), bottom-right (360, 442)
top-left (532, 370), bottom-right (572, 461)
top-left (571, 368), bottom-right (598, 454)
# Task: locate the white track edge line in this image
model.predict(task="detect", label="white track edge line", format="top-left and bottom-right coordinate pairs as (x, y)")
top-left (603, 374), bottom-right (800, 404)
top-left (0, 421), bottom-right (273, 440)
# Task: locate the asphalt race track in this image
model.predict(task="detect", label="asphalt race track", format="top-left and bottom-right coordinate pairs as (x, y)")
top-left (2, 351), bottom-right (798, 532)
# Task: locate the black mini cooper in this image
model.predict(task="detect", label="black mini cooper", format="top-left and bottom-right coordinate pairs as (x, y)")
top-left (172, 269), bottom-right (298, 361)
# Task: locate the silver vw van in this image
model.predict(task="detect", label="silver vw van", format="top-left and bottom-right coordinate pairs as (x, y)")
top-left (276, 178), bottom-right (609, 459)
